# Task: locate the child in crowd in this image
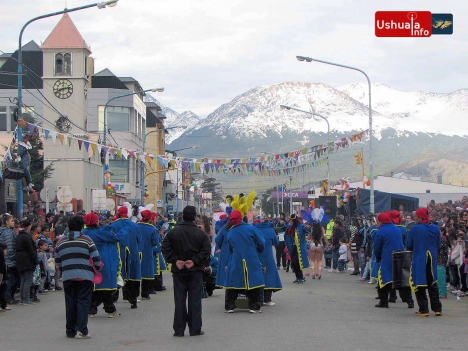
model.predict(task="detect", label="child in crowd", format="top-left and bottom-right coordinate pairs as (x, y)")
top-left (30, 261), bottom-right (42, 303)
top-left (338, 239), bottom-right (348, 273)
top-left (37, 240), bottom-right (50, 294)
top-left (284, 246), bottom-right (291, 273)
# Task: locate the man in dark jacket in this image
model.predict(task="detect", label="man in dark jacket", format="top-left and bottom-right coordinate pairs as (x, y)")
top-left (162, 206), bottom-right (211, 337)
top-left (15, 219), bottom-right (38, 305)
top-left (0, 214), bottom-right (19, 304)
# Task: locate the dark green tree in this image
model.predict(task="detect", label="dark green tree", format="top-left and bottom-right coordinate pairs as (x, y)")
top-left (200, 177), bottom-right (223, 202)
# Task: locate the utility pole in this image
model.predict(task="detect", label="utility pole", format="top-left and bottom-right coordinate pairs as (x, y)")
top-left (289, 176), bottom-right (293, 215)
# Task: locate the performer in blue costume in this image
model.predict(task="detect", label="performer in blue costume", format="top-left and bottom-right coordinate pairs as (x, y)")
top-left (388, 210), bottom-right (414, 307)
top-left (284, 214), bottom-right (310, 284)
top-left (137, 210), bottom-right (159, 300)
top-left (110, 206), bottom-right (141, 309)
top-left (214, 224), bottom-right (231, 287)
top-left (407, 208), bottom-right (442, 317)
top-left (255, 215), bottom-right (282, 306)
top-left (153, 223), bottom-right (168, 292)
top-left (83, 213), bottom-right (123, 318)
top-left (224, 210), bottom-right (265, 313)
top-left (373, 212), bottom-right (404, 308)
top-left (369, 218), bottom-right (380, 283)
top-left (203, 256), bottom-right (219, 297)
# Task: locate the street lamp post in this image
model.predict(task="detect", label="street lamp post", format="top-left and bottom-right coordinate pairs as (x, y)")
top-left (141, 126), bottom-right (186, 205)
top-left (16, 0), bottom-right (119, 217)
top-left (280, 104), bottom-right (331, 182)
top-left (296, 55), bottom-right (374, 213)
top-left (102, 87), bottom-right (164, 191)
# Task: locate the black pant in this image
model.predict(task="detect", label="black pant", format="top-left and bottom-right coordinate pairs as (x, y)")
top-left (275, 242), bottom-right (286, 268)
top-left (225, 288), bottom-right (261, 311)
top-left (291, 246), bottom-right (303, 279)
top-left (264, 289), bottom-right (273, 303)
top-left (397, 287), bottom-right (414, 304)
top-left (325, 257), bottom-right (332, 268)
top-left (351, 252), bottom-right (360, 273)
top-left (89, 290), bottom-right (117, 314)
top-left (63, 280), bottom-right (93, 337)
top-left (415, 260), bottom-right (442, 313)
top-left (154, 272), bottom-right (164, 290)
top-left (172, 271), bottom-right (204, 336)
top-left (5, 267), bottom-right (19, 301)
top-left (123, 280), bottom-right (140, 307)
top-left (378, 284), bottom-right (392, 306)
top-left (141, 279), bottom-right (152, 298)
top-left (0, 282), bottom-right (6, 309)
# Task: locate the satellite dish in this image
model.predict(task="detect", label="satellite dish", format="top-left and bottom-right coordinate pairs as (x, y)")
top-left (106, 198), bottom-right (115, 212)
top-left (57, 186), bottom-right (73, 203)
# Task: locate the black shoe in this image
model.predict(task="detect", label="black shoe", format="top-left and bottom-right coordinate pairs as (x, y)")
top-left (375, 302), bottom-right (389, 308)
top-left (350, 272), bottom-right (359, 275)
top-left (190, 331), bottom-right (204, 336)
top-left (131, 304), bottom-right (137, 309)
top-left (173, 333), bottom-right (184, 337)
top-left (389, 299), bottom-right (397, 303)
top-left (55, 287), bottom-right (63, 291)
top-left (407, 302), bottom-right (414, 308)
top-left (148, 290), bottom-right (157, 295)
top-left (375, 296), bottom-right (380, 299)
top-left (155, 287), bottom-right (167, 291)
top-left (7, 299), bottom-right (19, 305)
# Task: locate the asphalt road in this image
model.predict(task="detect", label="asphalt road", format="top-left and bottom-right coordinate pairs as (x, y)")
top-left (1, 268), bottom-right (467, 351)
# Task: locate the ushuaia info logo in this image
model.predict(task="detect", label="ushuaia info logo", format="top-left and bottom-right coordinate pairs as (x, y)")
top-left (375, 11), bottom-right (433, 37)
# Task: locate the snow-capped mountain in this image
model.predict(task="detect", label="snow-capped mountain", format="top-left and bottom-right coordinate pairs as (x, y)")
top-left (338, 83), bottom-right (468, 136)
top-left (145, 94), bottom-right (200, 144)
top-left (171, 81), bottom-right (467, 142)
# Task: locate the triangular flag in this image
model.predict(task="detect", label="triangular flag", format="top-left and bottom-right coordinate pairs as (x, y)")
top-left (57, 133), bottom-right (64, 145)
top-left (115, 148), bottom-right (122, 159)
top-left (67, 136), bottom-right (72, 147)
top-left (50, 131), bottom-right (57, 143)
top-left (90, 143), bottom-right (97, 155)
top-left (84, 141), bottom-right (90, 152)
top-left (78, 139), bottom-right (83, 150)
top-left (44, 129), bottom-right (50, 140)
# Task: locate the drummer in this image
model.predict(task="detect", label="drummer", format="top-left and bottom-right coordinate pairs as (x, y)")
top-left (373, 213), bottom-right (405, 308)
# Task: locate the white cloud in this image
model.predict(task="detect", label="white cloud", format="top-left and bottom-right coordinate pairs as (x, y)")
top-left (1, 0), bottom-right (466, 117)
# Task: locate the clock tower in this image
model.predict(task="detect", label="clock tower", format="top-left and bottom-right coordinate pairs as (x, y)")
top-left (40, 14), bottom-right (101, 210)
top-left (41, 13), bottom-right (90, 132)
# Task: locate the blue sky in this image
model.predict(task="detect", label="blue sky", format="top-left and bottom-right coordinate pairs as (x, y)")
top-left (1, 0), bottom-right (466, 117)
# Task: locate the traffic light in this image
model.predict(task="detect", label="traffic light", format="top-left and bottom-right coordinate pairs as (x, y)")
top-left (354, 153), bottom-right (361, 165)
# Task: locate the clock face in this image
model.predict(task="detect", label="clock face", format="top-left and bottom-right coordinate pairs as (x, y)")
top-left (53, 79), bottom-right (73, 99)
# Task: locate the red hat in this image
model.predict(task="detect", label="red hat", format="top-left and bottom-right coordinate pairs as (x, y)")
top-left (219, 214), bottom-right (227, 220)
top-left (415, 207), bottom-right (430, 223)
top-left (377, 212), bottom-right (391, 224)
top-left (113, 206), bottom-right (128, 221)
top-left (83, 213), bottom-right (99, 226)
top-left (140, 210), bottom-right (152, 222)
top-left (150, 212), bottom-right (158, 222)
top-left (229, 210), bottom-right (242, 227)
top-left (388, 210), bottom-right (401, 224)
top-left (253, 219), bottom-right (261, 224)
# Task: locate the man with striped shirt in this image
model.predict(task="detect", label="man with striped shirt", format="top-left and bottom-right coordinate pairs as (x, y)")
top-left (55, 216), bottom-right (101, 339)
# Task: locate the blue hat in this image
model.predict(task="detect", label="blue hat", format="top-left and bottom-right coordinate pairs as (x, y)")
top-left (98, 216), bottom-right (106, 220)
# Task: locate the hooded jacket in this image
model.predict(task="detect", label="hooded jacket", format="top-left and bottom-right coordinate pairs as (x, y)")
top-left (0, 226), bottom-right (16, 267)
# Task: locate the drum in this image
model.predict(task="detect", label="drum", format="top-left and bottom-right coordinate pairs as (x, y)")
top-left (392, 250), bottom-right (412, 289)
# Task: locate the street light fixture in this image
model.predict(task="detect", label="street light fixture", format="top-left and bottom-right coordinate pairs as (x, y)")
top-left (15, 1), bottom-right (118, 217)
top-left (280, 104), bottom-right (331, 182)
top-left (296, 55), bottom-right (374, 213)
top-left (140, 126), bottom-right (187, 204)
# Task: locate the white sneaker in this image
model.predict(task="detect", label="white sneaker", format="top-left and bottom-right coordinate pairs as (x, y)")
top-left (263, 301), bottom-right (276, 306)
top-left (108, 311), bottom-right (121, 318)
top-left (368, 279), bottom-right (377, 284)
top-left (89, 314), bottom-right (95, 318)
top-left (249, 309), bottom-right (262, 314)
top-left (225, 310), bottom-right (234, 313)
top-left (75, 332), bottom-right (91, 339)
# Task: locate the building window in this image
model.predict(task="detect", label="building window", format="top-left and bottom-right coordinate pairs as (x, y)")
top-left (84, 55), bottom-right (88, 76)
top-left (98, 106), bottom-right (130, 132)
top-left (109, 158), bottom-right (129, 182)
top-left (0, 107), bottom-right (7, 131)
top-left (55, 52), bottom-right (72, 75)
